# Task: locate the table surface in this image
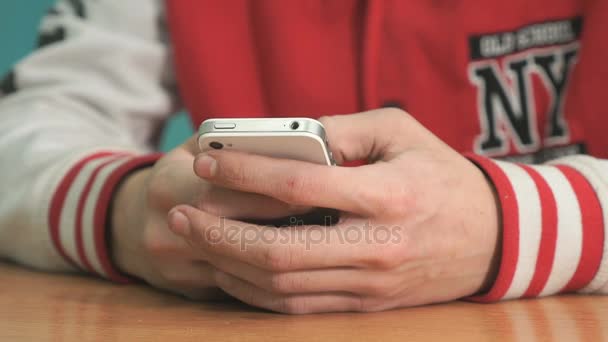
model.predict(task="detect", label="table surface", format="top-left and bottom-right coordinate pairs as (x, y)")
top-left (1, 262), bottom-right (607, 342)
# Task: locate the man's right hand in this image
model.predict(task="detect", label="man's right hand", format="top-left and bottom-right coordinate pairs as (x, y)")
top-left (109, 136), bottom-right (307, 299)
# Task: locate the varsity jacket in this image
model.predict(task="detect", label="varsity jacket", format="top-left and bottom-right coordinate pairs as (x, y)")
top-left (1, 0), bottom-right (607, 301)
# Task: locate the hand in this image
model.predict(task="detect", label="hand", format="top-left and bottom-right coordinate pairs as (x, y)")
top-left (168, 109), bottom-right (501, 313)
top-left (110, 136), bottom-right (307, 299)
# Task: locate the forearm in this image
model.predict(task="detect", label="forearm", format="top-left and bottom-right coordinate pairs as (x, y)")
top-left (110, 167), bottom-right (153, 279)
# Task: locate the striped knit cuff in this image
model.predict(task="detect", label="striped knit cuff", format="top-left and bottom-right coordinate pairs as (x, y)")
top-left (466, 155), bottom-right (605, 302)
top-left (48, 151), bottom-right (162, 283)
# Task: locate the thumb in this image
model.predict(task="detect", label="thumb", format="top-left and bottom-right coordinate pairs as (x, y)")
top-left (319, 108), bottom-right (424, 163)
top-left (182, 134), bottom-right (201, 155)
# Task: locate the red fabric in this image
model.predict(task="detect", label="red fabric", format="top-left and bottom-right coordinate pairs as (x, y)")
top-left (520, 165), bottom-right (558, 297)
top-left (166, 0), bottom-right (608, 157)
top-left (75, 156), bottom-right (126, 273)
top-left (465, 155), bottom-right (520, 302)
top-left (556, 165), bottom-right (604, 292)
top-left (49, 152), bottom-right (116, 267)
top-left (164, 1), bottom-right (608, 298)
top-left (48, 152), bottom-right (162, 282)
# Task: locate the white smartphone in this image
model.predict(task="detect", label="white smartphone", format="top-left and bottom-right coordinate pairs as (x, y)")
top-left (197, 118), bottom-right (335, 165)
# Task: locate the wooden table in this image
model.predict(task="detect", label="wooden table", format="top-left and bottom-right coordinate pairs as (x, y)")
top-left (1, 262), bottom-right (607, 342)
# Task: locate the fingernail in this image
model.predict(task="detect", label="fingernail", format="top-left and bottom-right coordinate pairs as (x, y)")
top-left (195, 154), bottom-right (217, 178)
top-left (168, 209), bottom-right (190, 236)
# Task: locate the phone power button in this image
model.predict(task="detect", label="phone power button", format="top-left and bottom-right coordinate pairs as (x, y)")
top-left (214, 123), bottom-right (236, 129)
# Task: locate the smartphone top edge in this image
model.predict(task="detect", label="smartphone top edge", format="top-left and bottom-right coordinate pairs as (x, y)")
top-left (198, 117), bottom-right (327, 136)
top-left (200, 117), bottom-right (324, 126)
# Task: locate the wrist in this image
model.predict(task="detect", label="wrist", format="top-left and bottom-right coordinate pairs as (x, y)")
top-left (110, 167), bottom-right (152, 278)
top-left (463, 154), bottom-right (503, 295)
top-left (478, 171), bottom-right (503, 294)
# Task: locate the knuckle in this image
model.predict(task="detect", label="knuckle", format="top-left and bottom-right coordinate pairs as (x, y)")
top-left (142, 226), bottom-right (173, 256)
top-left (383, 186), bottom-right (414, 217)
top-left (217, 158), bottom-right (247, 186)
top-left (355, 187), bottom-right (386, 217)
top-left (185, 213), bottom-right (218, 247)
top-left (317, 115), bottom-right (336, 131)
top-left (280, 172), bottom-right (312, 204)
top-left (268, 274), bottom-right (300, 294)
top-left (357, 297), bottom-right (388, 313)
top-left (317, 115), bottom-right (333, 125)
top-left (158, 268), bottom-right (187, 287)
top-left (357, 182), bottom-right (413, 218)
top-left (382, 245), bottom-right (408, 269)
top-left (277, 297), bottom-right (308, 315)
top-left (212, 270), bottom-right (232, 290)
top-left (195, 223), bottom-right (218, 247)
top-left (383, 108), bottom-right (413, 132)
top-left (262, 247), bottom-right (292, 272)
top-left (145, 170), bottom-right (173, 209)
top-left (383, 107), bottom-right (410, 121)
top-left (369, 239), bottom-right (409, 270)
top-left (360, 277), bottom-right (392, 297)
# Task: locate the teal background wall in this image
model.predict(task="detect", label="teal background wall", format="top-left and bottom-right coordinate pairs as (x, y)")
top-left (0, 1), bottom-right (192, 151)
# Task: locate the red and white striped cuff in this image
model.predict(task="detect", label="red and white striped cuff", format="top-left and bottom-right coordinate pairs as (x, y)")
top-left (467, 155), bottom-right (607, 302)
top-left (48, 151), bottom-right (162, 283)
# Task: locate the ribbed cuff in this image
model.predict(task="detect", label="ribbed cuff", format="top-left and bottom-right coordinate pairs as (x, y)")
top-left (48, 151), bottom-right (162, 283)
top-left (466, 154), bottom-right (604, 302)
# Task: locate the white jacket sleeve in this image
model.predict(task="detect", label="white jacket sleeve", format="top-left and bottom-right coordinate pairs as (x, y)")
top-left (0, 0), bottom-right (177, 281)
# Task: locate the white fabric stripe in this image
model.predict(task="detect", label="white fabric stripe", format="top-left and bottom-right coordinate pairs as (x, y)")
top-left (81, 157), bottom-right (132, 277)
top-left (538, 167), bottom-right (583, 296)
top-left (550, 156), bottom-right (608, 293)
top-left (59, 156), bottom-right (118, 269)
top-left (495, 161), bottom-right (543, 299)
